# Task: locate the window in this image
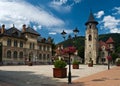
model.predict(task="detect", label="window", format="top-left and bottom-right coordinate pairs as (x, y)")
top-left (7, 50), bottom-right (11, 58)
top-left (30, 43), bottom-right (32, 49)
top-left (29, 43), bottom-right (35, 49)
top-left (13, 51), bottom-right (17, 59)
top-left (20, 41), bottom-right (23, 48)
top-left (43, 45), bottom-right (46, 51)
top-left (14, 40), bottom-right (18, 47)
top-left (19, 52), bottom-right (23, 59)
top-left (43, 54), bottom-right (46, 60)
top-left (33, 43), bottom-right (35, 49)
top-left (39, 45), bottom-right (42, 50)
top-left (89, 24), bottom-right (92, 29)
top-left (89, 25), bottom-right (91, 28)
top-left (47, 46), bottom-right (49, 51)
top-left (39, 54), bottom-right (42, 60)
top-left (13, 31), bottom-right (18, 37)
top-left (7, 39), bottom-right (11, 46)
top-left (88, 35), bottom-right (92, 41)
top-left (47, 54), bottom-right (49, 59)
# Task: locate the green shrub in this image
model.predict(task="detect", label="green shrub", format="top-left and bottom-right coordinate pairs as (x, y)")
top-left (54, 60), bottom-right (67, 68)
top-left (72, 60), bottom-right (79, 65)
top-left (116, 58), bottom-right (120, 65)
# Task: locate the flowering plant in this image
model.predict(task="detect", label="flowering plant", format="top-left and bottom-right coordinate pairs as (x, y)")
top-left (106, 56), bottom-right (112, 61)
top-left (62, 46), bottom-right (76, 54)
top-left (115, 58), bottom-right (120, 66)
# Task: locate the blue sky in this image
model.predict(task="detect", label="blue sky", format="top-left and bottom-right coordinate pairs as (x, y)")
top-left (0, 0), bottom-right (120, 43)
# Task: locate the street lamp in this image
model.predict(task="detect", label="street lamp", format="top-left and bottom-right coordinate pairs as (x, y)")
top-left (61, 28), bottom-right (79, 84)
top-left (73, 27), bottom-right (79, 38)
top-left (61, 30), bottom-right (67, 40)
top-left (107, 49), bottom-right (112, 70)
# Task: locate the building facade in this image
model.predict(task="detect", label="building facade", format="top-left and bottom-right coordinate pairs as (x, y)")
top-left (99, 37), bottom-right (114, 64)
top-left (85, 12), bottom-right (115, 64)
top-left (0, 24), bottom-right (52, 65)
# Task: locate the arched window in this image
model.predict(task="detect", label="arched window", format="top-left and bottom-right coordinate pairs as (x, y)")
top-left (7, 50), bottom-right (11, 58)
top-left (43, 54), bottom-right (46, 60)
top-left (89, 24), bottom-right (91, 29)
top-left (29, 52), bottom-right (33, 61)
top-left (19, 52), bottom-right (23, 59)
top-left (88, 35), bottom-right (92, 41)
top-left (13, 51), bottom-right (17, 59)
top-left (47, 54), bottom-right (49, 58)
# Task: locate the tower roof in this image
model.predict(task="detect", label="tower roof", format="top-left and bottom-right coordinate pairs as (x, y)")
top-left (85, 11), bottom-right (98, 25)
top-left (106, 37), bottom-right (114, 44)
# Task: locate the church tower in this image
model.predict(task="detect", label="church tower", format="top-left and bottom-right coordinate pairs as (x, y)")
top-left (85, 12), bottom-right (99, 64)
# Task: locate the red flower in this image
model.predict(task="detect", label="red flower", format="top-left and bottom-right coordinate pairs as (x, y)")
top-left (62, 46), bottom-right (76, 54)
top-left (106, 56), bottom-right (112, 61)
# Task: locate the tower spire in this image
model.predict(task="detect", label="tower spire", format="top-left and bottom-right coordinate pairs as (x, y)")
top-left (85, 11), bottom-right (98, 25)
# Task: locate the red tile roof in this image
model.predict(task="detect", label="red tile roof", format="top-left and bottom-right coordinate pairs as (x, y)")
top-left (99, 40), bottom-right (109, 51)
top-left (106, 37), bottom-right (114, 44)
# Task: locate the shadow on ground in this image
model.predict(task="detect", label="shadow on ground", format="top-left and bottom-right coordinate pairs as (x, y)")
top-left (60, 82), bottom-right (85, 86)
top-left (0, 70), bottom-right (64, 86)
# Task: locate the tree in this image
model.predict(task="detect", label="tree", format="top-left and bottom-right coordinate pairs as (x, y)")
top-left (78, 46), bottom-right (84, 63)
top-left (111, 53), bottom-right (119, 64)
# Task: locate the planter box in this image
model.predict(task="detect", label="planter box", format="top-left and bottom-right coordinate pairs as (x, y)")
top-left (73, 64), bottom-right (79, 69)
top-left (28, 62), bottom-right (33, 66)
top-left (53, 68), bottom-right (67, 78)
top-left (88, 63), bottom-right (93, 67)
top-left (116, 64), bottom-right (120, 66)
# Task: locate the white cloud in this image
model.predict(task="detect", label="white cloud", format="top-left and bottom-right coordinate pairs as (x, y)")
top-left (51, 0), bottom-right (68, 5)
top-left (74, 0), bottom-right (81, 4)
top-left (102, 15), bottom-right (120, 33)
top-left (49, 32), bottom-right (57, 35)
top-left (47, 27), bottom-right (73, 34)
top-left (0, 0), bottom-right (64, 30)
top-left (113, 7), bottom-right (120, 15)
top-left (95, 11), bottom-right (104, 18)
top-left (49, 0), bottom-right (82, 13)
top-left (49, 0), bottom-right (71, 13)
top-left (110, 28), bottom-right (120, 33)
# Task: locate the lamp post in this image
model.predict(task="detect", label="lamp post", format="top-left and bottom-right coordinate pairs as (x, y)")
top-left (61, 30), bottom-right (67, 41)
top-left (107, 49), bottom-right (112, 70)
top-left (61, 28), bottom-right (79, 84)
top-left (73, 27), bottom-right (79, 38)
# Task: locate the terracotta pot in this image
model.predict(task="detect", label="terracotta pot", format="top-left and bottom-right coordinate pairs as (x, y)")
top-left (116, 64), bottom-right (120, 66)
top-left (73, 64), bottom-right (79, 69)
top-left (88, 63), bottom-right (93, 67)
top-left (53, 68), bottom-right (67, 78)
top-left (28, 62), bottom-right (33, 66)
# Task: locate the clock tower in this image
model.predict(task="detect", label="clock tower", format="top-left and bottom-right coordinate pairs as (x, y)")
top-left (84, 11), bottom-right (99, 64)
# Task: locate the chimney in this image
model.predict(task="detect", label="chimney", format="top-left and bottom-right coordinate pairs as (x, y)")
top-left (1, 24), bottom-right (5, 34)
top-left (22, 24), bottom-right (26, 32)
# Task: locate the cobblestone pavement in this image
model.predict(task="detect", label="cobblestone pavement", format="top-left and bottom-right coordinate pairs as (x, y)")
top-left (0, 65), bottom-right (115, 86)
top-left (62, 66), bottom-right (120, 86)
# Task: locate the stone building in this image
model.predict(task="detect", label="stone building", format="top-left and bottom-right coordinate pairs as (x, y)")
top-left (84, 12), bottom-right (115, 64)
top-left (0, 24), bottom-right (52, 65)
top-left (99, 37), bottom-right (114, 64)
